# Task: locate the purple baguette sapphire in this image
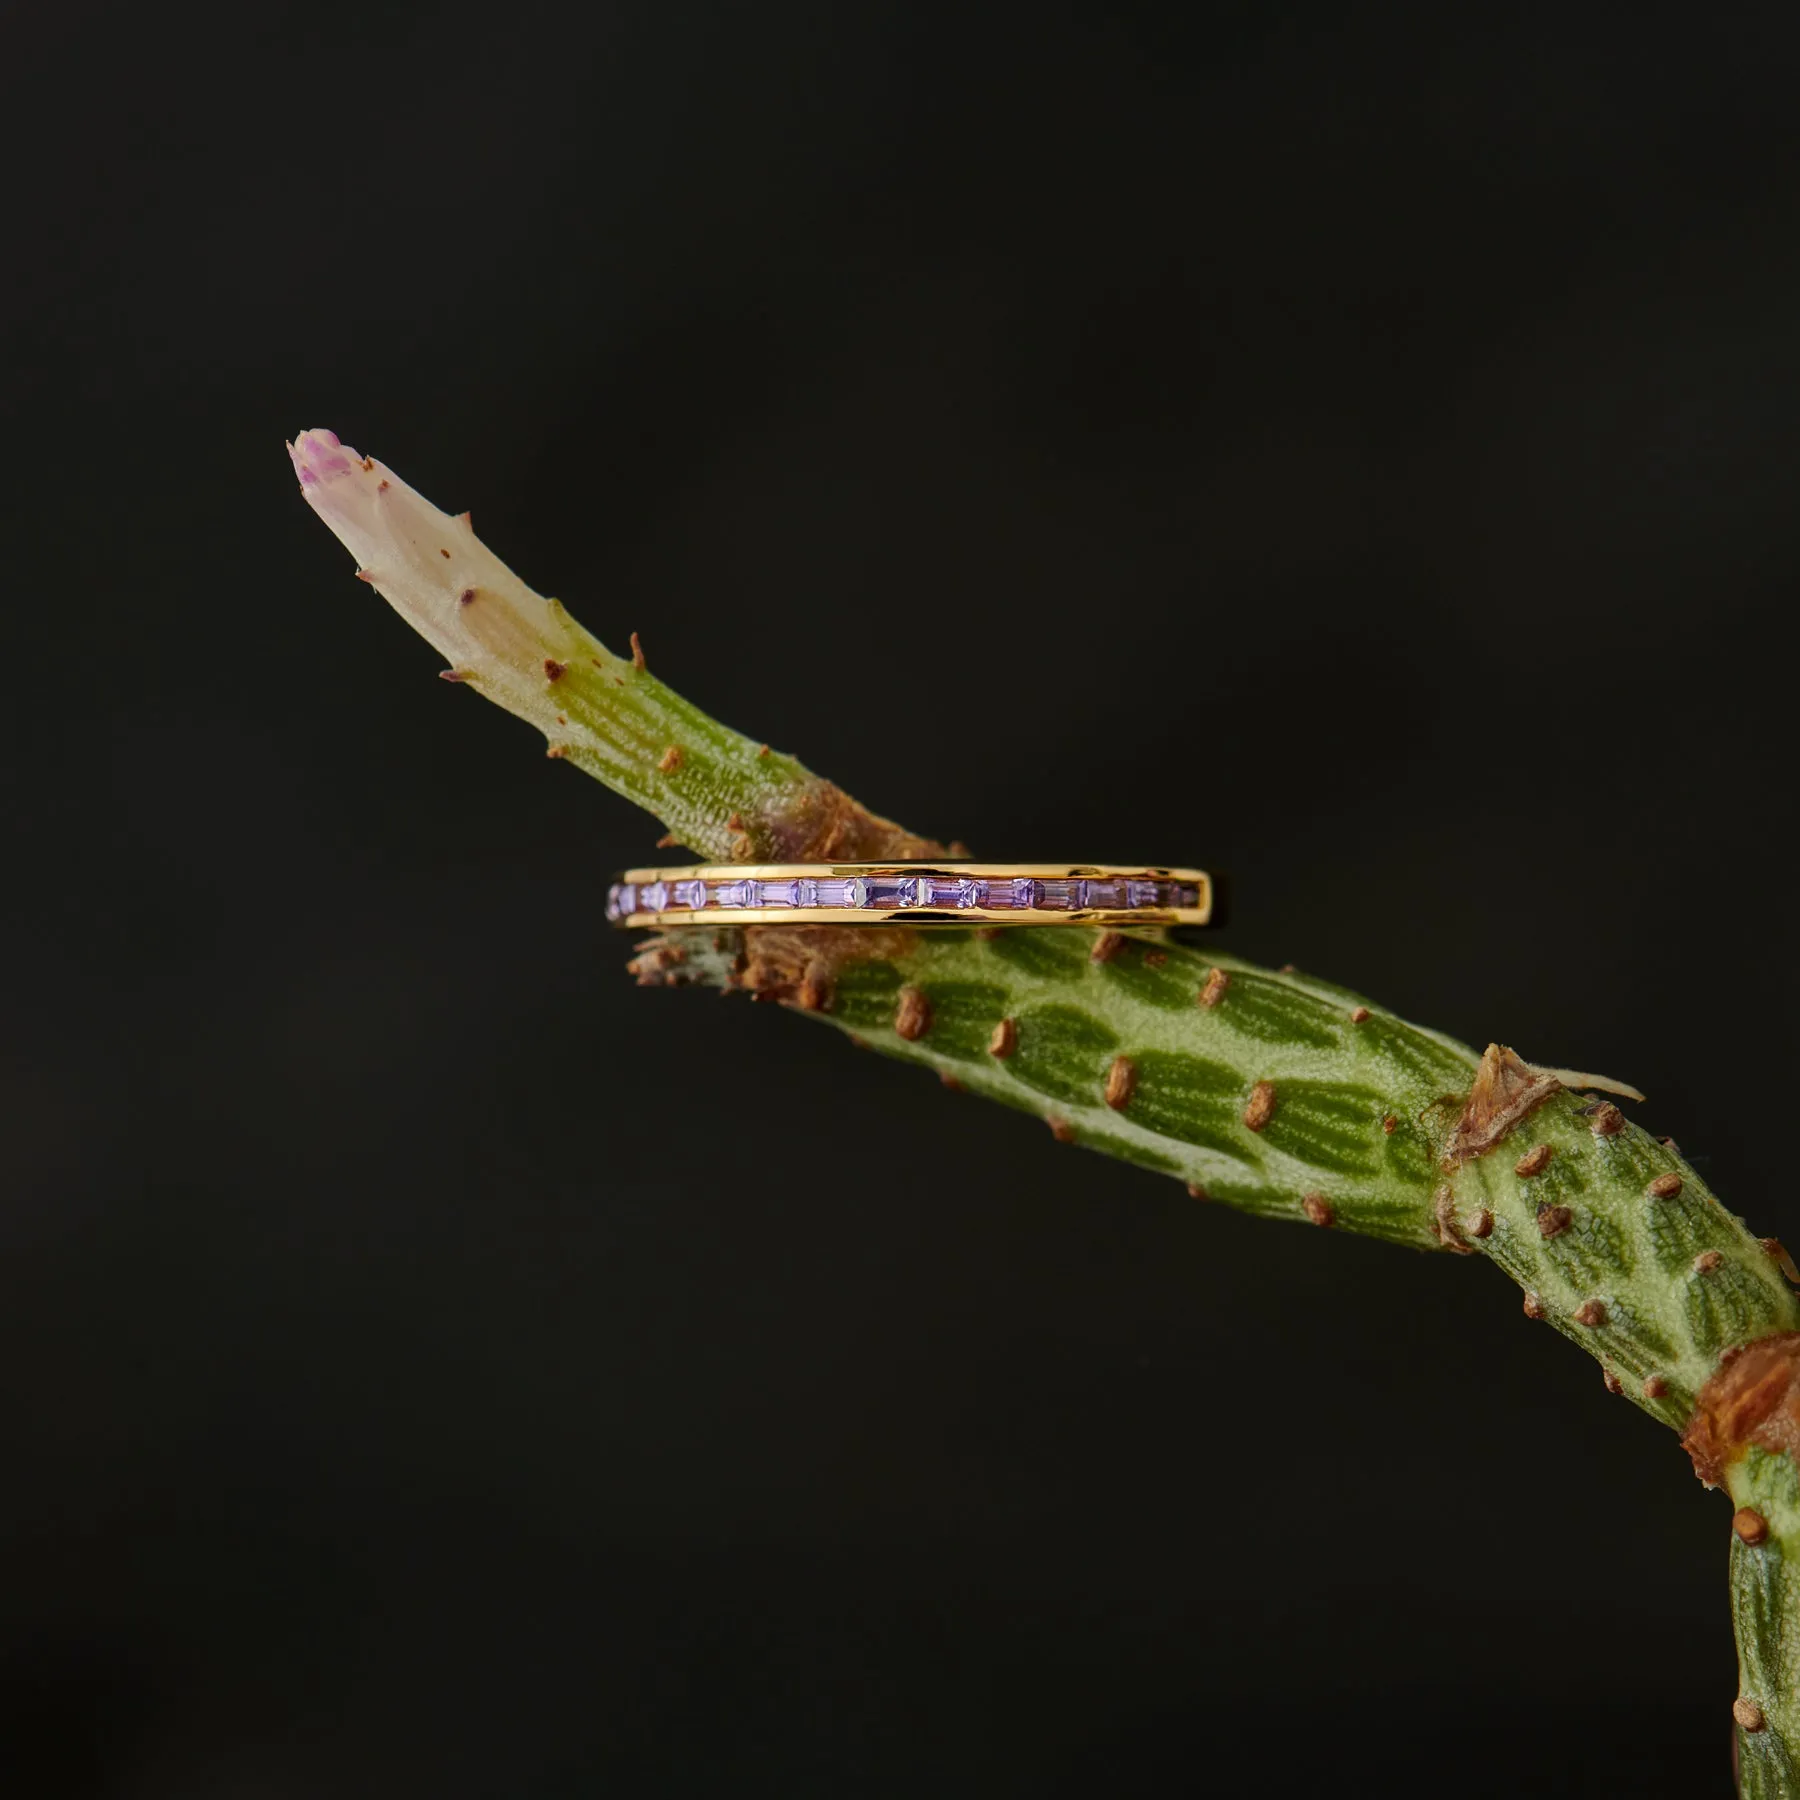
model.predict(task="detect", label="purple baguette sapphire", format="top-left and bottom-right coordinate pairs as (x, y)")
top-left (992, 878), bottom-right (1041, 910)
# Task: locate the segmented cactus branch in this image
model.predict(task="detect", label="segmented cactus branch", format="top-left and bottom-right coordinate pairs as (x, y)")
top-left (293, 429), bottom-right (1800, 1793)
top-left (286, 429), bottom-right (940, 864)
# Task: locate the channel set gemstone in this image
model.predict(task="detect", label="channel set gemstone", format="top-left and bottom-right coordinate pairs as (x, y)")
top-left (992, 878), bottom-right (1041, 910)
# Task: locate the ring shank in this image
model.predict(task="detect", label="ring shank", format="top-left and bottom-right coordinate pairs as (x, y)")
top-left (607, 863), bottom-right (1213, 928)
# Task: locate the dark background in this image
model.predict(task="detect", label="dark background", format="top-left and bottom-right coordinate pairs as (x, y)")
top-left (4, 4), bottom-right (1796, 1794)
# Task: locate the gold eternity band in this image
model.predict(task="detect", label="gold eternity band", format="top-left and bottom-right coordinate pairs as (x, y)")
top-left (606, 864), bottom-right (1214, 928)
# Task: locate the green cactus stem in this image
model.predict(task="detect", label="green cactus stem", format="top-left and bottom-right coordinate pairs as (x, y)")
top-left (292, 427), bottom-right (1800, 1793)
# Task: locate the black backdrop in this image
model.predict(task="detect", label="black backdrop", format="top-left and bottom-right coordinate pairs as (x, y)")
top-left (5, 5), bottom-right (1797, 1794)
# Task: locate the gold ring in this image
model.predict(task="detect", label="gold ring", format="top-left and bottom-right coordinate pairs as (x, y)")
top-left (607, 864), bottom-right (1213, 927)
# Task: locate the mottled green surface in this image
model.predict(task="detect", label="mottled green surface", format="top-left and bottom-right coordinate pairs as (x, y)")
top-left (649, 921), bottom-right (1800, 1791)
top-left (1732, 1452), bottom-right (1800, 1793)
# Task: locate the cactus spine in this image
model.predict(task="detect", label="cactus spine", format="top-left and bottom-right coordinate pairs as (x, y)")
top-left (292, 428), bottom-right (1800, 1794)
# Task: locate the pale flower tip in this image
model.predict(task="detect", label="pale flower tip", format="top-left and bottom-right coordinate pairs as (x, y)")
top-left (289, 426), bottom-right (363, 488)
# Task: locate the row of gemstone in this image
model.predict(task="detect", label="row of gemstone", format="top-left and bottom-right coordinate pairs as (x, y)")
top-left (608, 874), bottom-right (1201, 920)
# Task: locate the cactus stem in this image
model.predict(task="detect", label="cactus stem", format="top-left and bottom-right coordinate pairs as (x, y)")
top-left (1243, 1080), bottom-right (1276, 1132)
top-left (297, 433), bottom-right (1800, 1799)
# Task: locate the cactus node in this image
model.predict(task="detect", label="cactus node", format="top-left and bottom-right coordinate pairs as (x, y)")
top-left (1199, 968), bottom-right (1230, 1009)
top-left (1243, 1080), bottom-right (1277, 1132)
top-left (1434, 1187), bottom-right (1477, 1255)
top-left (1643, 1374), bottom-right (1669, 1400)
top-left (1735, 1699), bottom-right (1768, 1734)
top-left (893, 987), bottom-right (932, 1042)
top-left (1445, 1045), bottom-right (1562, 1166)
top-left (1763, 1238), bottom-right (1800, 1285)
top-left (1303, 1194), bottom-right (1336, 1228)
top-left (630, 631), bottom-right (647, 671)
top-left (1695, 1250), bottom-right (1724, 1275)
top-left (1573, 1299), bottom-right (1609, 1328)
top-left (1515, 1143), bottom-right (1554, 1179)
top-left (1523, 1292), bottom-right (1547, 1320)
top-left (1104, 1055), bottom-right (1137, 1111)
top-left (1588, 1101), bottom-right (1626, 1137)
top-left (1734, 1508), bottom-right (1771, 1546)
top-left (658, 745), bottom-right (684, 773)
top-left (1647, 1172), bottom-right (1684, 1199)
top-left (988, 1018), bottom-right (1018, 1059)
top-left (1349, 1006), bottom-right (1370, 1024)
top-left (1091, 931), bottom-right (1125, 964)
top-left (1537, 1204), bottom-right (1574, 1240)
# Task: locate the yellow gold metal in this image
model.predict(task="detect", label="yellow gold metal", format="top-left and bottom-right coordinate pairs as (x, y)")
top-left (610, 863), bottom-right (1213, 929)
